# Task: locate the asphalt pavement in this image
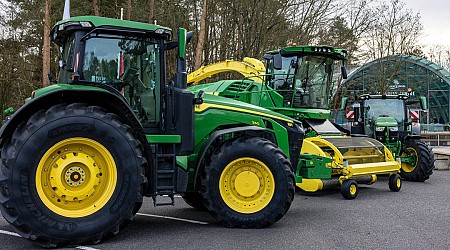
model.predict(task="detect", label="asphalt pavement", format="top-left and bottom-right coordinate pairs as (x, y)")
top-left (1, 171), bottom-right (449, 249)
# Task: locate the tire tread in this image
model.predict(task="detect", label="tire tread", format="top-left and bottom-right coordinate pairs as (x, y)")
top-left (0, 103), bottom-right (147, 247)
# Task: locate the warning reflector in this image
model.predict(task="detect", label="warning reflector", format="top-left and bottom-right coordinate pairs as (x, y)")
top-left (409, 110), bottom-right (419, 119)
top-left (346, 110), bottom-right (355, 119)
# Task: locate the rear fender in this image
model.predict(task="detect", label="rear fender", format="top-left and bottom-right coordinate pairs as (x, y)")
top-left (404, 134), bottom-right (421, 141)
top-left (0, 89), bottom-right (143, 143)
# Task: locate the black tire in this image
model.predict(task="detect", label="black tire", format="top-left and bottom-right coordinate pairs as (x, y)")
top-left (400, 139), bottom-right (434, 182)
top-left (341, 179), bottom-right (358, 200)
top-left (181, 192), bottom-right (206, 210)
top-left (201, 137), bottom-right (294, 228)
top-left (0, 103), bottom-right (147, 247)
top-left (388, 174), bottom-right (402, 192)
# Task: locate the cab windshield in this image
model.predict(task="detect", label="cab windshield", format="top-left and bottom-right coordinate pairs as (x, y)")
top-left (270, 55), bottom-right (334, 109)
top-left (364, 99), bottom-right (405, 124)
top-left (82, 35), bottom-right (159, 88)
top-left (58, 33), bottom-right (162, 125)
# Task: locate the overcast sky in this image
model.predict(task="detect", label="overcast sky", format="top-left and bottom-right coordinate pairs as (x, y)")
top-left (405, 0), bottom-right (450, 48)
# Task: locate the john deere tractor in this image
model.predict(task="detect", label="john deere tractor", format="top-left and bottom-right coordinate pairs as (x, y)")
top-left (188, 46), bottom-right (402, 199)
top-left (342, 94), bottom-right (434, 181)
top-left (0, 16), bottom-right (304, 247)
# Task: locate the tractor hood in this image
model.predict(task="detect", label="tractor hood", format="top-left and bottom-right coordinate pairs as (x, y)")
top-left (374, 116), bottom-right (398, 127)
top-left (271, 107), bottom-right (331, 120)
top-left (189, 80), bottom-right (250, 94)
top-left (196, 92), bottom-right (296, 124)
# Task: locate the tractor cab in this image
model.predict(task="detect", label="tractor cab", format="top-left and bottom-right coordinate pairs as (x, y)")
top-left (264, 46), bottom-right (348, 118)
top-left (344, 94), bottom-right (427, 141)
top-left (52, 16), bottom-right (173, 127)
top-left (361, 95), bottom-right (407, 140)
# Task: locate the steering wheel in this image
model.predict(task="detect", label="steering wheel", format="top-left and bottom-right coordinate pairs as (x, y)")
top-left (122, 68), bottom-right (139, 84)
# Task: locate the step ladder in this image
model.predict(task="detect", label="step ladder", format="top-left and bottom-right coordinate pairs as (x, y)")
top-left (152, 144), bottom-right (177, 206)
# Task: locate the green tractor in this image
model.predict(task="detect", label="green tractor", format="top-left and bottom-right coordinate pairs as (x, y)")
top-left (342, 94), bottom-right (434, 181)
top-left (188, 45), bottom-right (402, 199)
top-left (0, 16), bottom-right (304, 247)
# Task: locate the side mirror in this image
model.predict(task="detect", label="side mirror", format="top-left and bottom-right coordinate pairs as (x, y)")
top-left (341, 66), bottom-right (348, 79)
top-left (165, 30), bottom-right (192, 52)
top-left (176, 28), bottom-right (193, 89)
top-left (341, 97), bottom-right (349, 110)
top-left (263, 54), bottom-right (273, 61)
top-left (419, 96), bottom-right (427, 110)
top-left (178, 28), bottom-right (187, 60)
top-left (194, 90), bottom-right (204, 105)
top-left (273, 54), bottom-right (282, 70)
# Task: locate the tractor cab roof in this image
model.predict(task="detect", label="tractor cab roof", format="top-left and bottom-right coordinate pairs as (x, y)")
top-left (51, 16), bottom-right (172, 45)
top-left (359, 94), bottom-right (409, 100)
top-left (265, 45), bottom-right (348, 60)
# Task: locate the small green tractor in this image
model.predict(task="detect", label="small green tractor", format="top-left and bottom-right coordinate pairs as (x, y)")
top-left (0, 16), bottom-right (305, 247)
top-left (188, 46), bottom-right (402, 199)
top-left (342, 94), bottom-right (434, 181)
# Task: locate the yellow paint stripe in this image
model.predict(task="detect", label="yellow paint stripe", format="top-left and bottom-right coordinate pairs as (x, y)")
top-left (195, 103), bottom-right (293, 123)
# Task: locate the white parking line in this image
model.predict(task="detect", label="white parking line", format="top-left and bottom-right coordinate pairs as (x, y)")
top-left (0, 229), bottom-right (99, 250)
top-left (0, 229), bottom-right (20, 237)
top-left (76, 246), bottom-right (100, 250)
top-left (136, 213), bottom-right (209, 225)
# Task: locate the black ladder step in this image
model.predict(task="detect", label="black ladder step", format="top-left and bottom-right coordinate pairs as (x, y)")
top-left (156, 153), bottom-right (176, 158)
top-left (152, 195), bottom-right (175, 206)
top-left (157, 169), bottom-right (175, 174)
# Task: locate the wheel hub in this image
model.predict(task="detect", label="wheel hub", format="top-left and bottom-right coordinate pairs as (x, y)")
top-left (69, 169), bottom-right (83, 184)
top-left (234, 171), bottom-right (260, 197)
top-left (220, 157), bottom-right (275, 214)
top-left (349, 184), bottom-right (357, 195)
top-left (401, 147), bottom-right (418, 173)
top-left (36, 138), bottom-right (117, 218)
top-left (49, 152), bottom-right (100, 202)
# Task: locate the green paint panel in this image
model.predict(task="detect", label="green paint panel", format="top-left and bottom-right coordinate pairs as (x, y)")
top-left (375, 117), bottom-right (398, 127)
top-left (31, 84), bottom-right (109, 101)
top-left (271, 107), bottom-right (331, 120)
top-left (195, 92), bottom-right (295, 123)
top-left (146, 134), bottom-right (181, 143)
top-left (176, 156), bottom-right (189, 170)
top-left (298, 154), bottom-right (333, 179)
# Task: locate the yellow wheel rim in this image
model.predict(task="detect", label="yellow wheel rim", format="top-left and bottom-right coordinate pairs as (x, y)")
top-left (401, 147), bottom-right (418, 173)
top-left (396, 178), bottom-right (401, 188)
top-left (36, 137), bottom-right (117, 218)
top-left (219, 157), bottom-right (274, 214)
top-left (349, 183), bottom-right (357, 195)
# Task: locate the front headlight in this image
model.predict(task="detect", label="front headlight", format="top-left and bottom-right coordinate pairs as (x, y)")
top-left (375, 127), bottom-right (385, 132)
top-left (389, 127), bottom-right (399, 131)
